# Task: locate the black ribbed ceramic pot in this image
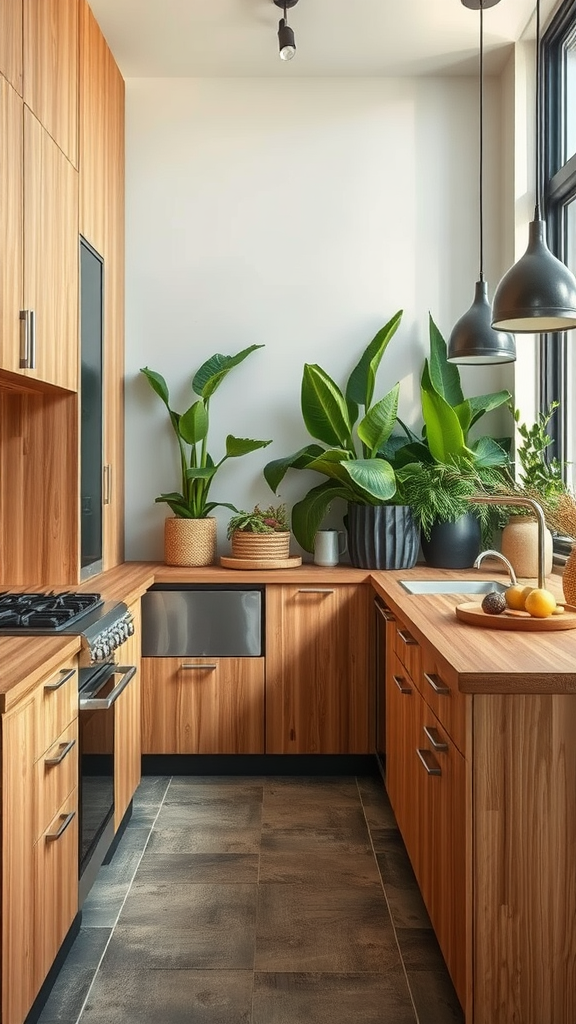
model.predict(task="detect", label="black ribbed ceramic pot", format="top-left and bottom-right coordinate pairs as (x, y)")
top-left (346, 503), bottom-right (420, 570)
top-left (420, 512), bottom-right (481, 569)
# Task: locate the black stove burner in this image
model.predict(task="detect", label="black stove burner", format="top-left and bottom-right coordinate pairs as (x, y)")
top-left (0, 591), bottom-right (103, 631)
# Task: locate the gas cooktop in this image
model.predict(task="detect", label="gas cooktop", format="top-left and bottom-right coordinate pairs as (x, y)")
top-left (0, 591), bottom-right (103, 630)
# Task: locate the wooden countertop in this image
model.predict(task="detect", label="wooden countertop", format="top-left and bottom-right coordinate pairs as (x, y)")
top-left (0, 634), bottom-right (81, 712)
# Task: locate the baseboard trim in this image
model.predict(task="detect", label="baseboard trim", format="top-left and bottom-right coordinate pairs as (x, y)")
top-left (141, 754), bottom-right (379, 776)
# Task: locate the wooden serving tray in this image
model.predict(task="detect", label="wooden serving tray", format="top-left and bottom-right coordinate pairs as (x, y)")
top-left (219, 555), bottom-right (302, 570)
top-left (455, 601), bottom-right (576, 631)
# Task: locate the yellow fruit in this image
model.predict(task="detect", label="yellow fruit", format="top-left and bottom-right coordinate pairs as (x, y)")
top-left (505, 584), bottom-right (533, 611)
top-left (552, 605), bottom-right (565, 615)
top-left (524, 588), bottom-right (557, 619)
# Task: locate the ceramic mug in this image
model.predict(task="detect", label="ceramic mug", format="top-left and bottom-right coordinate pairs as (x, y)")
top-left (313, 529), bottom-right (348, 567)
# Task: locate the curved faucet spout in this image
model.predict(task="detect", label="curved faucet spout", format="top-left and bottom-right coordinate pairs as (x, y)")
top-left (473, 549), bottom-right (518, 586)
top-left (468, 493), bottom-right (547, 589)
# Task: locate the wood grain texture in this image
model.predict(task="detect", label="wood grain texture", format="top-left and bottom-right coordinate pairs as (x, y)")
top-left (0, 75), bottom-right (23, 376)
top-left (23, 109), bottom-right (79, 392)
top-left (0, 390), bottom-right (80, 585)
top-left (419, 642), bottom-right (469, 758)
top-left (78, 0), bottom-right (106, 252)
top-left (114, 601), bottom-right (141, 827)
top-left (456, 600), bottom-right (576, 631)
top-left (33, 787), bottom-right (78, 994)
top-left (33, 719), bottom-right (78, 840)
top-left (265, 584), bottom-right (372, 754)
top-left (23, 0), bottom-right (78, 166)
top-left (2, 695), bottom-right (36, 1024)
top-left (0, 0), bottom-right (23, 93)
top-left (141, 656), bottom-right (265, 754)
top-left (0, 636), bottom-right (79, 711)
top-left (385, 649), bottom-right (422, 860)
top-left (473, 693), bottom-right (576, 1024)
top-left (32, 660), bottom-right (77, 762)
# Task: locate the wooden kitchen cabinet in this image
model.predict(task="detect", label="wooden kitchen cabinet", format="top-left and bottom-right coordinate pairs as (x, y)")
top-left (141, 656), bottom-right (265, 754)
top-left (0, 74), bottom-right (23, 380)
top-left (265, 584), bottom-right (372, 754)
top-left (114, 601), bottom-right (141, 827)
top-left (23, 0), bottom-right (79, 166)
top-left (0, 1), bottom-right (23, 93)
top-left (1, 656), bottom-right (78, 1024)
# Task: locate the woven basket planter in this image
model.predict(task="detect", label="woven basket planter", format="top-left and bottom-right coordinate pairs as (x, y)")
top-left (164, 517), bottom-right (216, 567)
top-left (563, 543), bottom-right (576, 606)
top-left (231, 531), bottom-right (290, 560)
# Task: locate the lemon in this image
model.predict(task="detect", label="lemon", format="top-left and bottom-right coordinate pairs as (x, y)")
top-left (505, 584), bottom-right (533, 611)
top-left (524, 588), bottom-right (557, 619)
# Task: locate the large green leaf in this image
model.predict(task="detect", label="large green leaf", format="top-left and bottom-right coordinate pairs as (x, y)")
top-left (470, 435), bottom-right (510, 467)
top-left (301, 364), bottom-right (353, 449)
top-left (345, 310), bottom-right (403, 410)
top-left (421, 384), bottom-right (467, 463)
top-left (307, 452), bottom-right (396, 503)
top-left (291, 481), bottom-right (351, 551)
top-left (357, 384), bottom-right (400, 456)
top-left (466, 390), bottom-right (512, 428)
top-left (386, 439), bottom-right (433, 468)
top-left (263, 444), bottom-right (325, 493)
top-left (185, 466), bottom-right (218, 481)
top-left (224, 435), bottom-right (272, 458)
top-left (155, 492), bottom-right (191, 517)
top-left (192, 345), bottom-right (264, 399)
top-left (178, 400), bottom-right (208, 445)
top-left (140, 367), bottom-right (180, 436)
top-left (452, 399), bottom-right (472, 437)
top-left (427, 316), bottom-right (464, 407)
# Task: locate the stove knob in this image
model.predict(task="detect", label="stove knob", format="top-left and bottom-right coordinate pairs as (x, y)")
top-left (126, 617), bottom-right (135, 636)
top-left (101, 641), bottom-right (110, 658)
top-left (92, 644), bottom-right (103, 662)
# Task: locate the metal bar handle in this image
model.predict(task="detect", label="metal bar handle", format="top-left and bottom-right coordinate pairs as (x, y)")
top-left (297, 588), bottom-right (335, 594)
top-left (46, 810), bottom-right (75, 842)
top-left (79, 665), bottom-right (136, 710)
top-left (423, 725), bottom-right (448, 752)
top-left (19, 309), bottom-right (36, 368)
top-left (417, 748), bottom-right (442, 776)
top-left (393, 674), bottom-right (412, 695)
top-left (375, 601), bottom-right (395, 622)
top-left (44, 667), bottom-right (76, 692)
top-left (103, 464), bottom-right (112, 505)
top-left (397, 628), bottom-right (417, 646)
top-left (45, 738), bottom-right (76, 767)
top-left (181, 663), bottom-right (217, 671)
top-left (424, 672), bottom-right (450, 696)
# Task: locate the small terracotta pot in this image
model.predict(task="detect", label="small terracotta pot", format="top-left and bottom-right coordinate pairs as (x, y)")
top-left (164, 517), bottom-right (216, 567)
top-left (501, 514), bottom-right (553, 579)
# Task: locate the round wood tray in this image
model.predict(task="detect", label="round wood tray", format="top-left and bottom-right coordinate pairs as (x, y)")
top-left (455, 601), bottom-right (576, 631)
top-left (219, 555), bottom-right (302, 570)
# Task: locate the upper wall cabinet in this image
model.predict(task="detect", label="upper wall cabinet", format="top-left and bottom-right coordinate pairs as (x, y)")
top-left (0, 0), bottom-right (23, 94)
top-left (23, 0), bottom-right (79, 167)
top-left (0, 75), bottom-right (23, 378)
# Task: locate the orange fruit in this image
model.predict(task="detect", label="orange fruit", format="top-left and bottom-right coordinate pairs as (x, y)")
top-left (505, 584), bottom-right (533, 611)
top-left (524, 588), bottom-right (557, 619)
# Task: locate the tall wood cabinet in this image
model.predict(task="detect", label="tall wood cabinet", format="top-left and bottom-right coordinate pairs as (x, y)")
top-left (0, 0), bottom-right (23, 93)
top-left (23, 0), bottom-right (79, 167)
top-left (266, 584), bottom-right (372, 754)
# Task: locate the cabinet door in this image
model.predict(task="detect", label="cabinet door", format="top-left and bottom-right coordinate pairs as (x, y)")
top-left (266, 584), bottom-right (372, 754)
top-left (33, 788), bottom-right (78, 992)
top-left (0, 0), bottom-right (23, 93)
top-left (385, 650), bottom-right (424, 868)
top-left (115, 602), bottom-right (141, 827)
top-left (2, 697), bottom-right (36, 1024)
top-left (23, 108), bottom-right (79, 391)
top-left (0, 75), bottom-right (23, 376)
top-left (141, 657), bottom-right (265, 754)
top-left (23, 0), bottom-right (79, 166)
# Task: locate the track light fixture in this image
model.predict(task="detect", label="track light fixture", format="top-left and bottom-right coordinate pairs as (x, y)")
top-left (491, 0), bottom-right (576, 332)
top-left (273, 0), bottom-right (299, 61)
top-left (448, 0), bottom-right (516, 364)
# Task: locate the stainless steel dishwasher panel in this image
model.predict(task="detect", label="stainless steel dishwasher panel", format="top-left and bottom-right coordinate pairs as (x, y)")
top-left (140, 587), bottom-right (263, 657)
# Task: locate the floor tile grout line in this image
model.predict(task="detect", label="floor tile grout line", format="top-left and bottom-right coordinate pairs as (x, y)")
top-left (356, 774), bottom-right (420, 1024)
top-left (71, 777), bottom-right (172, 1024)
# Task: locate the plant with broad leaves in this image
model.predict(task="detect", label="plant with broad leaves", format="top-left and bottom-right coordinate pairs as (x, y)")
top-left (226, 504), bottom-right (289, 539)
top-left (264, 311), bottom-right (404, 552)
top-left (141, 346), bottom-right (272, 519)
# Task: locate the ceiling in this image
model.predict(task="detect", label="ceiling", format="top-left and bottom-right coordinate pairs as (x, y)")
top-left (88, 0), bottom-right (559, 79)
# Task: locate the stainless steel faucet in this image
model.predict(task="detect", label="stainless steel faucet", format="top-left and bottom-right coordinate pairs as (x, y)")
top-left (473, 549), bottom-right (518, 586)
top-left (469, 493), bottom-right (547, 590)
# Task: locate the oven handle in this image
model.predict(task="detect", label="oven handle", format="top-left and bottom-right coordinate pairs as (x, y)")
top-left (79, 665), bottom-right (137, 710)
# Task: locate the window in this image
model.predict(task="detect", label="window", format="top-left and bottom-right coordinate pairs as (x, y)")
top-left (542, 0), bottom-right (576, 491)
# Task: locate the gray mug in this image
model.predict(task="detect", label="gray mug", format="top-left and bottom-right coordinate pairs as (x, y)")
top-left (313, 530), bottom-right (348, 567)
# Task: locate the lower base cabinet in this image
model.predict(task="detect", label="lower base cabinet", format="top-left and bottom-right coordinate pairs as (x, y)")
top-left (34, 789), bottom-right (78, 993)
top-left (141, 657), bottom-right (265, 754)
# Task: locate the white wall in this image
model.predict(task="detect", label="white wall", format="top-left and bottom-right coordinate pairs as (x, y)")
top-left (124, 75), bottom-right (511, 560)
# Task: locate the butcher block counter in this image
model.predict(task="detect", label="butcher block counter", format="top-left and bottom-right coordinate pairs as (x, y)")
top-left (0, 635), bottom-right (81, 711)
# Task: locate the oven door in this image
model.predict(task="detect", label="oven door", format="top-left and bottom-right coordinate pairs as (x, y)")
top-left (78, 663), bottom-right (136, 905)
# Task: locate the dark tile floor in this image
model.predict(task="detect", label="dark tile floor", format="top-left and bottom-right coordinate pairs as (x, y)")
top-left (37, 775), bottom-right (464, 1024)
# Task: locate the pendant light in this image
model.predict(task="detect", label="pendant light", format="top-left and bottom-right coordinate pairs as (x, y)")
top-left (448, 0), bottom-right (516, 364)
top-left (273, 0), bottom-right (299, 61)
top-left (491, 0), bottom-right (576, 332)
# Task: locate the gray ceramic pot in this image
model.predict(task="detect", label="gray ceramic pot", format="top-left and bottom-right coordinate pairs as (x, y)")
top-left (346, 503), bottom-right (420, 570)
top-left (420, 512), bottom-right (481, 569)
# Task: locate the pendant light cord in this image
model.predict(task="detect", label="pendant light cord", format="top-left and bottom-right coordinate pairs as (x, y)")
top-left (479, 2), bottom-right (485, 281)
top-left (535, 0), bottom-right (541, 219)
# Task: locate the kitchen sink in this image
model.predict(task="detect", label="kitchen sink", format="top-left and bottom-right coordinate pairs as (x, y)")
top-left (399, 579), bottom-right (507, 595)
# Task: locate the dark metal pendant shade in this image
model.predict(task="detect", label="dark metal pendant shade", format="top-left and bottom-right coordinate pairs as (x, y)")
top-left (491, 218), bottom-right (576, 332)
top-left (448, 279), bottom-right (516, 363)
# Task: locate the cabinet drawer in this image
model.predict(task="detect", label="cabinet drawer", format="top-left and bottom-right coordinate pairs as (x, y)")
top-left (34, 788), bottom-right (78, 992)
top-left (33, 720), bottom-right (78, 841)
top-left (419, 648), bottom-right (468, 756)
top-left (33, 663), bottom-right (77, 761)
top-left (393, 618), bottom-right (422, 683)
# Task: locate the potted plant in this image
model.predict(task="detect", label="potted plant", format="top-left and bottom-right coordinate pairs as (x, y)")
top-left (388, 316), bottom-right (512, 567)
top-left (140, 345), bottom-right (272, 566)
top-left (263, 311), bottom-right (420, 569)
top-left (226, 504), bottom-right (291, 560)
